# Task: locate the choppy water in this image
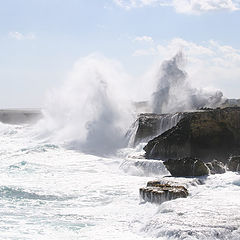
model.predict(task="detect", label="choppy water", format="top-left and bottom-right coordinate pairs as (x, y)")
top-left (0, 122), bottom-right (240, 240)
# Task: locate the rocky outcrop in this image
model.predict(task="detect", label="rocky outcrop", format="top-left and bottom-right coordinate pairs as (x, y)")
top-left (206, 160), bottom-right (226, 174)
top-left (144, 107), bottom-right (240, 162)
top-left (163, 157), bottom-right (209, 177)
top-left (132, 113), bottom-right (183, 146)
top-left (227, 156), bottom-right (240, 172)
top-left (140, 182), bottom-right (188, 204)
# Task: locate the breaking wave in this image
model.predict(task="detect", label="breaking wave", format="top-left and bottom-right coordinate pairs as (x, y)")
top-left (38, 55), bottom-right (134, 155)
top-left (36, 52), bottom-right (227, 154)
top-left (151, 52), bottom-right (225, 114)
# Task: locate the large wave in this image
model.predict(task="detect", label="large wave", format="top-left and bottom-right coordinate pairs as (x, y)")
top-left (38, 55), bottom-right (134, 155)
top-left (37, 52), bottom-right (227, 155)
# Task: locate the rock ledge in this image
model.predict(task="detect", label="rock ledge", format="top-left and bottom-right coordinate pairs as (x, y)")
top-left (140, 182), bottom-right (188, 204)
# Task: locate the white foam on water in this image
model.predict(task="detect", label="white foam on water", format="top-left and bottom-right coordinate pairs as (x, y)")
top-left (0, 53), bottom-right (239, 239)
top-left (1, 123), bottom-right (240, 239)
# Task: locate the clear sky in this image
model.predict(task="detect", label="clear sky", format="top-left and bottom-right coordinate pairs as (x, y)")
top-left (1, 0), bottom-right (240, 108)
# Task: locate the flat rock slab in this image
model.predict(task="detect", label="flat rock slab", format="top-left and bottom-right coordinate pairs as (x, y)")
top-left (140, 183), bottom-right (188, 204)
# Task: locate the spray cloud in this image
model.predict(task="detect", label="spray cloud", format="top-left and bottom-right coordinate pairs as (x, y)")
top-left (151, 52), bottom-right (225, 114)
top-left (40, 55), bottom-right (133, 155)
top-left (38, 52), bottom-right (228, 154)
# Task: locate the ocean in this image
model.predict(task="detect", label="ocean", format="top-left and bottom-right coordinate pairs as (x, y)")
top-left (0, 119), bottom-right (240, 240)
top-left (1, 54), bottom-right (240, 239)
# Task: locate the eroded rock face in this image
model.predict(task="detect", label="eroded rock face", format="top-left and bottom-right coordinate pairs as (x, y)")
top-left (163, 157), bottom-right (209, 177)
top-left (144, 107), bottom-right (240, 162)
top-left (140, 182), bottom-right (188, 204)
top-left (227, 156), bottom-right (240, 172)
top-left (132, 113), bottom-right (183, 146)
top-left (206, 160), bottom-right (226, 174)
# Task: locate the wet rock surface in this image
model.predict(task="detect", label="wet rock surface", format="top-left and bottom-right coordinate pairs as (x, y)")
top-left (144, 107), bottom-right (240, 162)
top-left (227, 156), bottom-right (240, 172)
top-left (206, 160), bottom-right (226, 174)
top-left (163, 157), bottom-right (209, 177)
top-left (132, 113), bottom-right (183, 146)
top-left (140, 182), bottom-right (188, 204)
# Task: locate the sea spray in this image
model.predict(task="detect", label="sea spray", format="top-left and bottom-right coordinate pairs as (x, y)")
top-left (38, 55), bottom-right (134, 155)
top-left (36, 52), bottom-right (227, 153)
top-left (151, 52), bottom-right (225, 114)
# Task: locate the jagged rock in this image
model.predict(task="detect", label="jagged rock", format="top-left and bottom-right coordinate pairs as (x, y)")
top-left (134, 114), bottom-right (165, 144)
top-left (206, 160), bottom-right (226, 174)
top-left (144, 107), bottom-right (240, 162)
top-left (140, 182), bottom-right (188, 204)
top-left (163, 157), bottom-right (209, 177)
top-left (227, 156), bottom-right (240, 172)
top-left (132, 113), bottom-right (183, 146)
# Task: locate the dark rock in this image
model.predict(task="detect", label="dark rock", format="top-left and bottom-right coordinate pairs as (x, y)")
top-left (144, 107), bottom-right (240, 162)
top-left (163, 157), bottom-right (209, 177)
top-left (130, 113), bottom-right (183, 146)
top-left (206, 160), bottom-right (226, 174)
top-left (227, 156), bottom-right (240, 172)
top-left (134, 114), bottom-right (165, 144)
top-left (140, 182), bottom-right (188, 204)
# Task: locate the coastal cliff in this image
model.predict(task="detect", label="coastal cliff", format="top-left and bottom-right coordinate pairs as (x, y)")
top-left (143, 107), bottom-right (240, 162)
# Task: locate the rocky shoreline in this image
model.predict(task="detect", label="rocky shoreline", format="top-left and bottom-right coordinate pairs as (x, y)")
top-left (138, 107), bottom-right (240, 204)
top-left (144, 107), bottom-right (240, 162)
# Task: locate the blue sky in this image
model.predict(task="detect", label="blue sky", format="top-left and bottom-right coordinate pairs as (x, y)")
top-left (0, 0), bottom-right (240, 108)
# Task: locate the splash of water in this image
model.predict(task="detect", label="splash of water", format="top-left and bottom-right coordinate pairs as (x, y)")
top-left (37, 52), bottom-right (228, 154)
top-left (39, 55), bottom-right (133, 155)
top-left (151, 52), bottom-right (225, 114)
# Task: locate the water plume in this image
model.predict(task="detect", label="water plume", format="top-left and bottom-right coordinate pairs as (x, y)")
top-left (38, 52), bottom-right (228, 154)
top-left (40, 54), bottom-right (133, 156)
top-left (151, 52), bottom-right (225, 114)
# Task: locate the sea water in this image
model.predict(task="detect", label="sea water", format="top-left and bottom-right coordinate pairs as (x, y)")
top-left (0, 54), bottom-right (239, 239)
top-left (0, 122), bottom-right (240, 240)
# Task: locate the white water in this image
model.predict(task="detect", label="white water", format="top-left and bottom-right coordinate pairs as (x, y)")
top-left (39, 55), bottom-right (133, 156)
top-left (152, 52), bottom-right (225, 114)
top-left (1, 54), bottom-right (239, 239)
top-left (1, 122), bottom-right (240, 240)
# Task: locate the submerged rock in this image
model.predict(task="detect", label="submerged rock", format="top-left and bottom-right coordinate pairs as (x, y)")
top-left (206, 160), bottom-right (226, 174)
top-left (163, 157), bottom-right (209, 177)
top-left (140, 182), bottom-right (188, 204)
top-left (227, 156), bottom-right (240, 172)
top-left (144, 107), bottom-right (240, 162)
